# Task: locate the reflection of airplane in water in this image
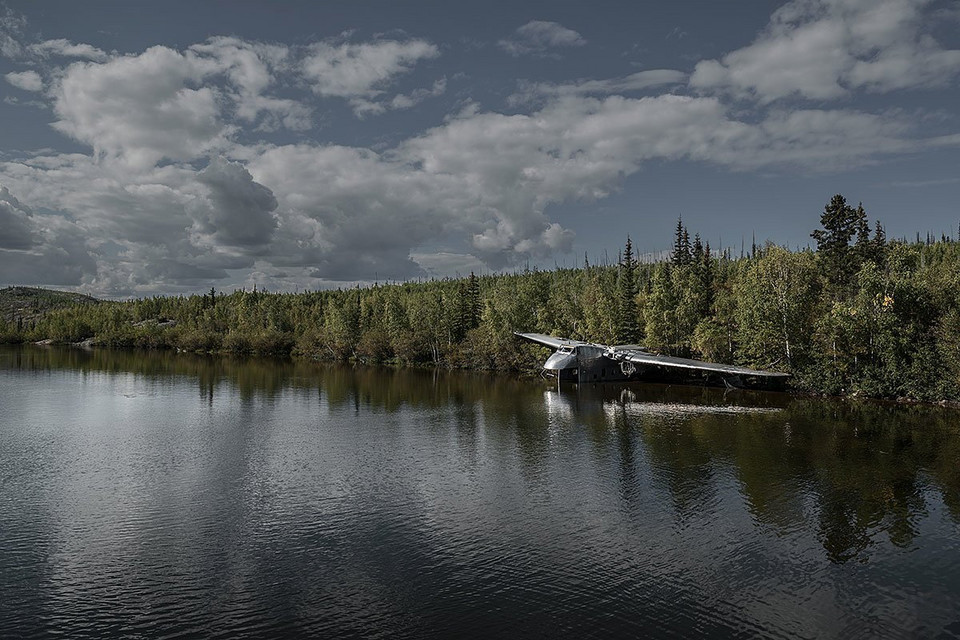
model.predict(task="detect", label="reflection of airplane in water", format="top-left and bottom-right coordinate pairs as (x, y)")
top-left (517, 332), bottom-right (789, 391)
top-left (542, 380), bottom-right (786, 428)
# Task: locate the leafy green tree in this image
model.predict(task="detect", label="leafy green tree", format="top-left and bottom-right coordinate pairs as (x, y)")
top-left (580, 266), bottom-right (617, 344)
top-left (322, 290), bottom-right (361, 360)
top-left (467, 272), bottom-right (482, 330)
top-left (644, 262), bottom-right (678, 351)
top-left (736, 246), bottom-right (819, 369)
top-left (692, 258), bottom-right (737, 363)
top-left (406, 290), bottom-right (446, 363)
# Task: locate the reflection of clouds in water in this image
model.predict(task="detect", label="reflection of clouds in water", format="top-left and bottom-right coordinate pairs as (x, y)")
top-left (3, 350), bottom-right (960, 638)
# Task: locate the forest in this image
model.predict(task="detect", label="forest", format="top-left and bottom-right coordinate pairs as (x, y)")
top-left (3, 194), bottom-right (960, 402)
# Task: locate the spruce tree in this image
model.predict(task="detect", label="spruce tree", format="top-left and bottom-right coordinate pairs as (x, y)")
top-left (872, 221), bottom-right (887, 263)
top-left (692, 234), bottom-right (714, 319)
top-left (673, 216), bottom-right (691, 266)
top-left (692, 233), bottom-right (704, 263)
top-left (811, 194), bottom-right (860, 290)
top-left (616, 236), bottom-right (641, 344)
top-left (645, 262), bottom-right (676, 350)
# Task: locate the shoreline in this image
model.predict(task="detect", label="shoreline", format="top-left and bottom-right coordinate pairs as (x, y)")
top-left (7, 340), bottom-right (959, 410)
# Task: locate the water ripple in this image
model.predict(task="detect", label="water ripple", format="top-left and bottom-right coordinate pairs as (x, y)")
top-left (2, 356), bottom-right (960, 638)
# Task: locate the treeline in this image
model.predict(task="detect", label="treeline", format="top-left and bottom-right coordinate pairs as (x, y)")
top-left (3, 194), bottom-right (960, 401)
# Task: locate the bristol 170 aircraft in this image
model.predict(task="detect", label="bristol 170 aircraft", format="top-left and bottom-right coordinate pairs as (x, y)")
top-left (516, 332), bottom-right (789, 390)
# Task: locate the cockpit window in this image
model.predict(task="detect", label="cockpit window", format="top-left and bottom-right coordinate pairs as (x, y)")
top-left (558, 346), bottom-right (573, 354)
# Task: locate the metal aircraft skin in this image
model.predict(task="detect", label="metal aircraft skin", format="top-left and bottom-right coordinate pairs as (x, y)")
top-left (516, 332), bottom-right (789, 388)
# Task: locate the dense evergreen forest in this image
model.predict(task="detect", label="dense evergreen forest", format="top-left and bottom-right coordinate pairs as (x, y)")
top-left (3, 194), bottom-right (960, 402)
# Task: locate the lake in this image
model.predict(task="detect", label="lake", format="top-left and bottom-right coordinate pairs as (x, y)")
top-left (1, 345), bottom-right (959, 639)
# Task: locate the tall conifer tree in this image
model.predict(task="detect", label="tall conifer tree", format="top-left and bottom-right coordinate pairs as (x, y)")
top-left (616, 236), bottom-right (641, 344)
top-left (673, 216), bottom-right (691, 266)
top-left (811, 194), bottom-right (860, 290)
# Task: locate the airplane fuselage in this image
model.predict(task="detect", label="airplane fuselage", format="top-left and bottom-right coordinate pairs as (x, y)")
top-left (543, 344), bottom-right (633, 383)
top-left (518, 332), bottom-right (789, 391)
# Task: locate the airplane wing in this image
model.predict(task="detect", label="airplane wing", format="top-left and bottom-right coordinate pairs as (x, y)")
top-left (515, 332), bottom-right (594, 350)
top-left (608, 347), bottom-right (789, 379)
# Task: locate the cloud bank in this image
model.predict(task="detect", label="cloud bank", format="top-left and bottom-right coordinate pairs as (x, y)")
top-left (0, 0), bottom-right (958, 296)
top-left (690, 0), bottom-right (960, 101)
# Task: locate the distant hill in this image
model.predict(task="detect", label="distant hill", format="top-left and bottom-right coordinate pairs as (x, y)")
top-left (0, 286), bottom-right (100, 326)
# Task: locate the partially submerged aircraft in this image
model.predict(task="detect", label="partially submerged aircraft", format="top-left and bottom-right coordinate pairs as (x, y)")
top-left (516, 332), bottom-right (789, 391)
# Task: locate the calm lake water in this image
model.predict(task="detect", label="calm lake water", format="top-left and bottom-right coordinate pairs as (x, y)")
top-left (1, 345), bottom-right (959, 639)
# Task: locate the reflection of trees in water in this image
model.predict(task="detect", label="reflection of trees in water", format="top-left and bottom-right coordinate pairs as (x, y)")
top-left (640, 414), bottom-right (720, 517)
top-left (626, 394), bottom-right (960, 564)
top-left (3, 345), bottom-right (557, 464)
top-left (530, 381), bottom-right (960, 564)
top-left (4, 345), bottom-right (297, 401)
top-left (568, 384), bottom-right (787, 519)
top-left (5, 345), bottom-right (959, 564)
top-left (783, 402), bottom-right (955, 563)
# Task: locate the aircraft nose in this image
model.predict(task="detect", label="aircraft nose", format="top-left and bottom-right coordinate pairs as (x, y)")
top-left (544, 352), bottom-right (578, 371)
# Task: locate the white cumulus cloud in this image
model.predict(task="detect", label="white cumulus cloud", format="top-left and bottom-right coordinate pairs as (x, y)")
top-left (302, 38), bottom-right (440, 116)
top-left (510, 70), bottom-right (687, 105)
top-left (5, 69), bottom-right (42, 91)
top-left (50, 46), bottom-right (230, 169)
top-left (690, 0), bottom-right (960, 102)
top-left (352, 77), bottom-right (447, 118)
top-left (6, 84), bottom-right (955, 294)
top-left (28, 38), bottom-right (109, 61)
top-left (499, 20), bottom-right (586, 56)
top-left (188, 36), bottom-right (312, 131)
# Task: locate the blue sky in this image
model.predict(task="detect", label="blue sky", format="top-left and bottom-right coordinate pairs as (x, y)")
top-left (1, 0), bottom-right (959, 296)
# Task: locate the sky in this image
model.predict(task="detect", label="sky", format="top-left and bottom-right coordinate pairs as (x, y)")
top-left (1, 0), bottom-right (959, 297)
